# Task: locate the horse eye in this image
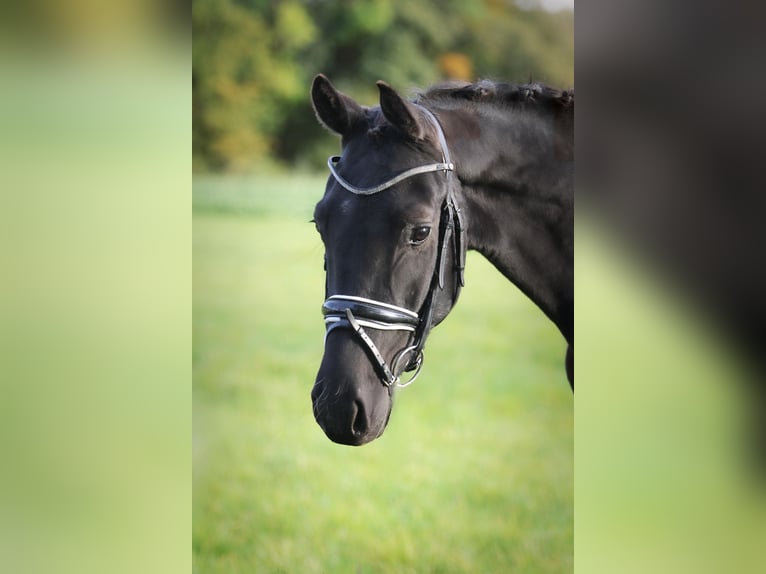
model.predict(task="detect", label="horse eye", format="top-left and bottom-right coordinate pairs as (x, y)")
top-left (409, 225), bottom-right (431, 245)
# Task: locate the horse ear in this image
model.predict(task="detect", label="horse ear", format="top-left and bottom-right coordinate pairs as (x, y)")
top-left (377, 81), bottom-right (427, 141)
top-left (311, 74), bottom-right (363, 136)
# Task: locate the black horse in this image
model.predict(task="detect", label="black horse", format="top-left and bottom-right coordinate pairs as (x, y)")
top-left (310, 74), bottom-right (573, 446)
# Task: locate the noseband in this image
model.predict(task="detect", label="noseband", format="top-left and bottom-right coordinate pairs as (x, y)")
top-left (322, 106), bottom-right (466, 388)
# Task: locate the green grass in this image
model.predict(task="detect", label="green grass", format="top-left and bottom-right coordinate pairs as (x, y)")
top-left (193, 174), bottom-right (573, 573)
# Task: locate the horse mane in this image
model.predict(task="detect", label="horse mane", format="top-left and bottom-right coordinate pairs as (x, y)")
top-left (415, 79), bottom-right (574, 113)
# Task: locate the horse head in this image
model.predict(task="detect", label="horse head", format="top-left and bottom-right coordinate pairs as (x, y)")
top-left (309, 75), bottom-right (465, 445)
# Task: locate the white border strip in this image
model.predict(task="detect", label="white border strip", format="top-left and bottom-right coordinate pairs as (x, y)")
top-left (324, 316), bottom-right (416, 332)
top-left (326, 294), bottom-right (419, 320)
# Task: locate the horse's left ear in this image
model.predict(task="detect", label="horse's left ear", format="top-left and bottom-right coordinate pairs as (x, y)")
top-left (377, 81), bottom-right (428, 141)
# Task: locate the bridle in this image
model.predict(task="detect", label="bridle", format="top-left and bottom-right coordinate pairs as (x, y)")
top-left (321, 106), bottom-right (466, 389)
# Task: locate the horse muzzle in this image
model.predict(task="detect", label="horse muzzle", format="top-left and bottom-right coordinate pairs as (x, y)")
top-left (311, 328), bottom-right (399, 445)
top-left (310, 378), bottom-right (390, 446)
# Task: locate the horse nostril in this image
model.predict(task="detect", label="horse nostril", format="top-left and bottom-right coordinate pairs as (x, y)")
top-left (352, 399), bottom-right (368, 436)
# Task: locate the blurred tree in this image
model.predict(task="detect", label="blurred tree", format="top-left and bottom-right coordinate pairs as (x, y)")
top-left (193, 0), bottom-right (316, 171)
top-left (193, 0), bottom-right (573, 172)
top-left (439, 53), bottom-right (474, 81)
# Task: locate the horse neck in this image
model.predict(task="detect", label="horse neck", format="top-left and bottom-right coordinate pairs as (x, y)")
top-left (438, 104), bottom-right (574, 342)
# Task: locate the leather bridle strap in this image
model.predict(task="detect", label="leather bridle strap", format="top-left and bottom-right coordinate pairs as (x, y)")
top-left (408, 106), bottom-right (465, 361)
top-left (327, 156), bottom-right (454, 195)
top-left (322, 296), bottom-right (420, 387)
top-left (322, 295), bottom-right (419, 331)
top-left (322, 104), bottom-right (464, 388)
top-left (343, 309), bottom-right (398, 387)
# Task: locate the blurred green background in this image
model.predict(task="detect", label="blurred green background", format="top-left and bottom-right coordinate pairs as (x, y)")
top-left (193, 177), bottom-right (573, 573)
top-left (192, 0), bottom-right (574, 173)
top-left (193, 1), bottom-right (574, 572)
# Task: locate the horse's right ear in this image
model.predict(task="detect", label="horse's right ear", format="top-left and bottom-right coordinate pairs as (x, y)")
top-left (311, 74), bottom-right (363, 136)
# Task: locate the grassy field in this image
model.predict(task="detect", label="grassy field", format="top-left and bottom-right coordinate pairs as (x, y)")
top-left (193, 174), bottom-right (573, 573)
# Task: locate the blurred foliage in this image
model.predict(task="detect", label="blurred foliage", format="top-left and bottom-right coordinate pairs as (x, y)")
top-left (192, 0), bottom-right (573, 172)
